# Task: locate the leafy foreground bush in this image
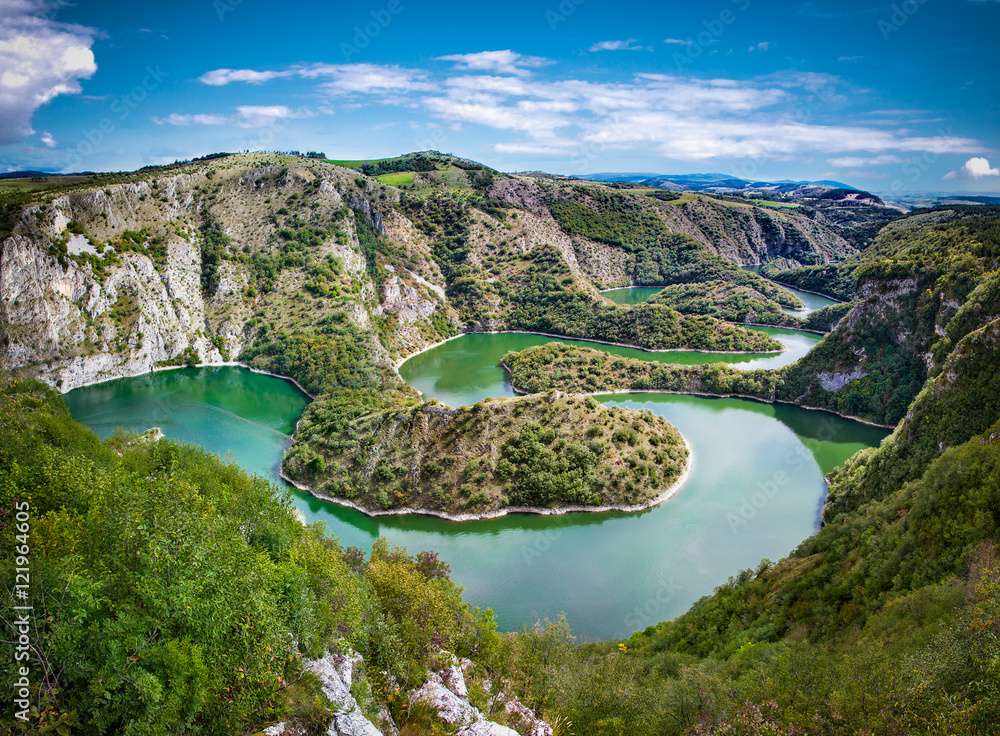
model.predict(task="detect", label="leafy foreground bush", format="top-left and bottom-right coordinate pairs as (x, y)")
top-left (0, 378), bottom-right (503, 735)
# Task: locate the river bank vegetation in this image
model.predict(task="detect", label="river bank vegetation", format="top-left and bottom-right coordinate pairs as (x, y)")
top-left (285, 391), bottom-right (687, 515)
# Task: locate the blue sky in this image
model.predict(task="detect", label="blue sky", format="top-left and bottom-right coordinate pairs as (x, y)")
top-left (2, 0), bottom-right (999, 193)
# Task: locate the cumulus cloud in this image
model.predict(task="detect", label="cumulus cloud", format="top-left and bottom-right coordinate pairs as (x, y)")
top-left (40, 130), bottom-right (56, 147)
top-left (434, 50), bottom-right (550, 76)
top-left (945, 156), bottom-right (1000, 179)
top-left (0, 0), bottom-right (97, 143)
top-left (589, 39), bottom-right (643, 52)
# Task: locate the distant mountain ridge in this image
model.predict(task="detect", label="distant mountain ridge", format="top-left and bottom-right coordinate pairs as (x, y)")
top-left (577, 171), bottom-right (860, 194)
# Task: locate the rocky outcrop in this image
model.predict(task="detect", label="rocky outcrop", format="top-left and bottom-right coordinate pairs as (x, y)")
top-left (656, 197), bottom-right (855, 266)
top-left (410, 658), bottom-right (552, 736)
top-left (0, 231), bottom-right (223, 391)
top-left (305, 651), bottom-right (387, 736)
top-left (260, 650), bottom-right (551, 736)
top-left (262, 649), bottom-right (391, 736)
top-left (0, 154), bottom-right (457, 392)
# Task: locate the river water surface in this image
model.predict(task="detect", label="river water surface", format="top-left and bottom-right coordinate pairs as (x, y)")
top-left (604, 280), bottom-right (840, 317)
top-left (66, 321), bottom-right (885, 640)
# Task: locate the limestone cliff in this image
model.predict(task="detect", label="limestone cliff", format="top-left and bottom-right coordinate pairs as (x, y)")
top-left (0, 154), bottom-right (454, 391)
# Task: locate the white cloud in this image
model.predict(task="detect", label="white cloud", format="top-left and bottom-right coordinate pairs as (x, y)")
top-left (664, 37), bottom-right (693, 46)
top-left (308, 64), bottom-right (432, 95)
top-left (155, 112), bottom-right (228, 126)
top-left (494, 140), bottom-right (575, 155)
top-left (0, 0), bottom-right (97, 143)
top-left (155, 106), bottom-right (308, 128)
top-left (748, 41), bottom-right (770, 53)
top-left (198, 63), bottom-right (430, 95)
top-left (40, 130), bottom-right (55, 147)
top-left (234, 105), bottom-right (304, 126)
top-left (581, 113), bottom-right (977, 160)
top-left (945, 156), bottom-right (1000, 179)
top-left (434, 50), bottom-right (550, 76)
top-left (829, 154), bottom-right (907, 167)
top-left (192, 52), bottom-right (982, 165)
top-left (589, 39), bottom-right (643, 52)
top-left (199, 68), bottom-right (292, 86)
top-left (963, 156), bottom-right (1000, 176)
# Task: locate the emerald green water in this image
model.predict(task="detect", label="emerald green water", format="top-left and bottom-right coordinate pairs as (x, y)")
top-left (67, 357), bottom-right (886, 641)
top-left (601, 286), bottom-right (665, 305)
top-left (400, 329), bottom-right (820, 407)
top-left (601, 282), bottom-right (838, 317)
top-left (741, 266), bottom-right (840, 316)
top-left (772, 283), bottom-right (838, 317)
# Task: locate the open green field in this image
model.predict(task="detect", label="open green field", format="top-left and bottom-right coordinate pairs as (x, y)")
top-left (324, 158), bottom-right (381, 169)
top-left (0, 174), bottom-right (95, 194)
top-left (376, 171), bottom-right (417, 187)
top-left (751, 198), bottom-right (801, 208)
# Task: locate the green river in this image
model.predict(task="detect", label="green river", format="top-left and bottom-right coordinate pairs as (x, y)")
top-left (604, 277), bottom-right (840, 316)
top-left (66, 314), bottom-right (885, 640)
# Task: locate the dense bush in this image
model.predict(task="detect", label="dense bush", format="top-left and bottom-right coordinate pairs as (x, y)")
top-left (0, 378), bottom-right (503, 734)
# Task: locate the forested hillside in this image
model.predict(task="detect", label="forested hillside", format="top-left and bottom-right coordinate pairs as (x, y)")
top-left (3, 154), bottom-right (999, 735)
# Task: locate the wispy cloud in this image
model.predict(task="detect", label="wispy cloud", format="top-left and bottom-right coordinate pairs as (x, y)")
top-left (40, 131), bottom-right (56, 147)
top-left (748, 41), bottom-right (770, 53)
top-left (664, 37), bottom-right (693, 46)
top-left (829, 154), bottom-right (907, 167)
top-left (189, 50), bottom-right (982, 164)
top-left (155, 105), bottom-right (309, 128)
top-left (0, 0), bottom-right (97, 143)
top-left (199, 68), bottom-right (292, 85)
top-left (199, 63), bottom-right (431, 95)
top-left (589, 39), bottom-right (644, 52)
top-left (434, 50), bottom-right (551, 76)
top-left (427, 71), bottom-right (976, 161)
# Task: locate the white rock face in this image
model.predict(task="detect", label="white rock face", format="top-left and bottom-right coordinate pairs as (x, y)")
top-left (1, 233), bottom-right (221, 391)
top-left (817, 367), bottom-right (867, 392)
top-left (304, 651), bottom-right (385, 736)
top-left (409, 658), bottom-right (551, 736)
